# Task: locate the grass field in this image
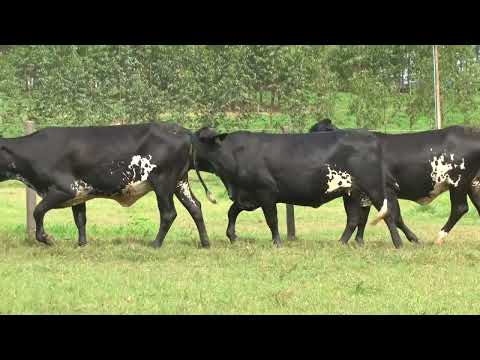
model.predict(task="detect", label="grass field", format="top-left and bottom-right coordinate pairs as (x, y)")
top-left (1, 174), bottom-right (480, 314)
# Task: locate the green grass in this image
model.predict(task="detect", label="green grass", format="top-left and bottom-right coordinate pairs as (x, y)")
top-left (1, 175), bottom-right (480, 314)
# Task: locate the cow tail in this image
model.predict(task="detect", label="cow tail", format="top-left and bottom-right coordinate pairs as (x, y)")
top-left (370, 140), bottom-right (389, 226)
top-left (190, 144), bottom-right (217, 204)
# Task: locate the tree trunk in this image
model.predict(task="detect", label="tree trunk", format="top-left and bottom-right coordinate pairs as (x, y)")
top-left (269, 90), bottom-right (275, 121)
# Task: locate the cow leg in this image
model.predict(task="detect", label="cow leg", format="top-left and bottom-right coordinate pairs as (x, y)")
top-left (33, 188), bottom-right (74, 246)
top-left (338, 194), bottom-right (361, 245)
top-left (152, 193), bottom-right (177, 248)
top-left (354, 206), bottom-right (371, 246)
top-left (261, 204), bottom-right (281, 247)
top-left (383, 195), bottom-right (405, 249)
top-left (357, 199), bottom-right (418, 245)
top-left (355, 167), bottom-right (404, 248)
top-left (226, 202), bottom-right (242, 243)
top-left (175, 177), bottom-right (210, 248)
top-left (396, 215), bottom-right (420, 244)
top-left (467, 188), bottom-right (480, 216)
top-left (149, 177), bottom-right (177, 248)
top-left (436, 190), bottom-right (469, 245)
top-left (367, 190), bottom-right (404, 249)
top-left (72, 203), bottom-right (87, 247)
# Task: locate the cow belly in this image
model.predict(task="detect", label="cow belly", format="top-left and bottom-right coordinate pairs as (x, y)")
top-left (111, 181), bottom-right (153, 207)
top-left (61, 181), bottom-right (153, 208)
top-left (415, 182), bottom-right (449, 205)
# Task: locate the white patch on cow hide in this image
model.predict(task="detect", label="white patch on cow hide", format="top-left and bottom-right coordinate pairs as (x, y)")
top-left (71, 180), bottom-right (93, 196)
top-left (105, 154), bottom-right (158, 206)
top-left (360, 194), bottom-right (372, 207)
top-left (416, 153), bottom-right (466, 205)
top-left (128, 155), bottom-right (157, 182)
top-left (325, 165), bottom-right (352, 194)
top-left (430, 153), bottom-right (465, 187)
top-left (472, 177), bottom-right (480, 192)
top-left (63, 180), bottom-right (95, 207)
top-left (177, 180), bottom-right (196, 206)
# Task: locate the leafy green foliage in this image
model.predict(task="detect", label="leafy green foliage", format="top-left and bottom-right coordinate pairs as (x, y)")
top-left (1, 45), bottom-right (480, 136)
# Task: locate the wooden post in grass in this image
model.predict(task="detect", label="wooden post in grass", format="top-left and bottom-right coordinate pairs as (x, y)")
top-left (24, 120), bottom-right (37, 240)
top-left (433, 45), bottom-right (442, 130)
top-left (282, 126), bottom-right (296, 240)
top-left (286, 203), bottom-right (296, 241)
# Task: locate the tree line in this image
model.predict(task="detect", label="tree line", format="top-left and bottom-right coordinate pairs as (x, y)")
top-left (1, 45), bottom-right (479, 136)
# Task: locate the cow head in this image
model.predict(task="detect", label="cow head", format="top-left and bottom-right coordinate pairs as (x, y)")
top-left (193, 127), bottom-right (230, 175)
top-left (0, 144), bottom-right (15, 181)
top-left (309, 118), bottom-right (339, 133)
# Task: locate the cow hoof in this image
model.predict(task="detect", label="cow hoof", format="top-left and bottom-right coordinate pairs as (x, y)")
top-left (355, 241), bottom-right (365, 248)
top-left (200, 242), bottom-right (211, 249)
top-left (46, 235), bottom-right (56, 245)
top-left (338, 240), bottom-right (349, 246)
top-left (151, 240), bottom-right (163, 249)
top-left (273, 242), bottom-right (282, 248)
top-left (38, 234), bottom-right (55, 246)
top-left (78, 242), bottom-right (87, 248)
top-left (227, 233), bottom-right (238, 243)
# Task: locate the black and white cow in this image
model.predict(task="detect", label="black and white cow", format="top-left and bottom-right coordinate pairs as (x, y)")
top-left (192, 127), bottom-right (407, 248)
top-left (0, 122), bottom-right (214, 248)
top-left (310, 119), bottom-right (480, 246)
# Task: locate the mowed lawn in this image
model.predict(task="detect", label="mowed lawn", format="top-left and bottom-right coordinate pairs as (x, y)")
top-left (1, 174), bottom-right (480, 314)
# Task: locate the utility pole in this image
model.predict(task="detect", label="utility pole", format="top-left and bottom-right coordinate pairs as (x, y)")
top-left (25, 64), bottom-right (37, 240)
top-left (433, 45), bottom-right (442, 129)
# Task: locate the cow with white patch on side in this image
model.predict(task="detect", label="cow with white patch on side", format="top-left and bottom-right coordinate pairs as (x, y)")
top-left (311, 119), bottom-right (480, 246)
top-left (192, 126), bottom-right (405, 249)
top-left (0, 123), bottom-right (215, 248)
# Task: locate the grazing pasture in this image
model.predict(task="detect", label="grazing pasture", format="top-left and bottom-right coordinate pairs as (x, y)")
top-left (1, 174), bottom-right (480, 314)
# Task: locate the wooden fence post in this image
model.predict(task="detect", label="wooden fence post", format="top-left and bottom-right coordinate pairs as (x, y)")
top-left (286, 203), bottom-right (296, 241)
top-left (24, 120), bottom-right (36, 240)
top-left (281, 126), bottom-right (296, 241)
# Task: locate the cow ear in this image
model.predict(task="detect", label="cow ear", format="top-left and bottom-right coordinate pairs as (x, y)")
top-left (197, 128), bottom-right (227, 145)
top-left (214, 133), bottom-right (227, 145)
top-left (197, 128), bottom-right (218, 144)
